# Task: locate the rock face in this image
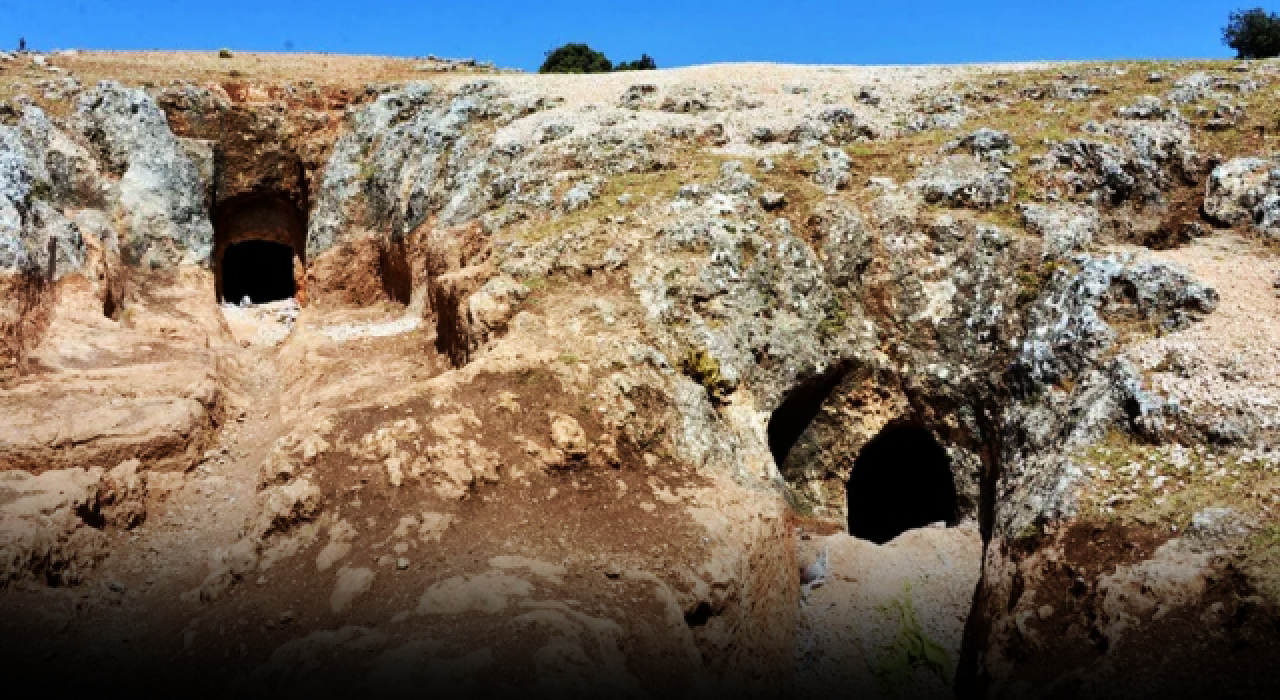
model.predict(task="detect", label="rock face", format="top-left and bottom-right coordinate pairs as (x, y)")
top-left (1203, 157), bottom-right (1280, 236)
top-left (910, 155), bottom-right (1013, 208)
top-left (74, 83), bottom-right (214, 267)
top-left (2, 55), bottom-right (1279, 698)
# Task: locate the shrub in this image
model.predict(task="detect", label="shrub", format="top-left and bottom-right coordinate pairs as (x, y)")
top-left (1223, 7), bottom-right (1280, 59)
top-left (616, 54), bottom-right (657, 71)
top-left (539, 43), bottom-right (612, 74)
top-left (218, 48), bottom-right (234, 59)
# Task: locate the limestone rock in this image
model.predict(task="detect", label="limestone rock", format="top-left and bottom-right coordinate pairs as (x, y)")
top-left (0, 467), bottom-right (108, 587)
top-left (942, 127), bottom-right (1017, 160)
top-left (73, 82), bottom-right (214, 266)
top-left (256, 478), bottom-right (324, 536)
top-left (910, 155), bottom-right (1012, 209)
top-left (548, 412), bottom-right (589, 461)
top-left (98, 458), bottom-right (148, 529)
top-left (1018, 203), bottom-right (1099, 257)
top-left (330, 566), bottom-right (374, 613)
top-left (1116, 95), bottom-right (1175, 120)
top-left (1203, 157), bottom-right (1280, 236)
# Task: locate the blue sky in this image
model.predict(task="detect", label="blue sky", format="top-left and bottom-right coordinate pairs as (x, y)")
top-left (0, 1), bottom-right (1258, 70)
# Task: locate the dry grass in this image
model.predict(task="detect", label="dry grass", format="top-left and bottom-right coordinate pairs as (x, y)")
top-left (509, 148), bottom-right (728, 243)
top-left (1073, 439), bottom-right (1280, 532)
top-left (61, 50), bottom-right (488, 88)
top-left (0, 50), bottom-right (494, 117)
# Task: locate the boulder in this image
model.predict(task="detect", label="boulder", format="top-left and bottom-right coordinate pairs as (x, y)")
top-left (1203, 157), bottom-right (1280, 236)
top-left (942, 128), bottom-right (1017, 160)
top-left (909, 155), bottom-right (1012, 209)
top-left (1018, 203), bottom-right (1099, 257)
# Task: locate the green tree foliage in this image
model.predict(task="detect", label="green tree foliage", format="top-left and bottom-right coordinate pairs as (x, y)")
top-left (1223, 7), bottom-right (1280, 59)
top-left (616, 54), bottom-right (657, 71)
top-left (539, 43), bottom-right (613, 74)
top-left (539, 44), bottom-right (657, 74)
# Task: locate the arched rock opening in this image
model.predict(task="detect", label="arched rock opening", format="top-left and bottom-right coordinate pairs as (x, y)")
top-left (847, 424), bottom-right (957, 544)
top-left (767, 374), bottom-right (845, 470)
top-left (213, 195), bottom-right (307, 304)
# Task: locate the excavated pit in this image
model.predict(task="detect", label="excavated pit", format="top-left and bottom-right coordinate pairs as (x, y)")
top-left (846, 424), bottom-right (958, 544)
top-left (212, 194), bottom-right (307, 304)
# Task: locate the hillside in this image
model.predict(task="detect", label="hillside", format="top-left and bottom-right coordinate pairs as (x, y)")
top-left (2, 50), bottom-right (1279, 698)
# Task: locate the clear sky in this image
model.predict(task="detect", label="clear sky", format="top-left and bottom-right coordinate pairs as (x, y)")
top-left (0, 0), bottom-right (1260, 70)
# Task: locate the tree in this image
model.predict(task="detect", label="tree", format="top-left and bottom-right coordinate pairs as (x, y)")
top-left (616, 54), bottom-right (657, 71)
top-left (539, 43), bottom-right (612, 74)
top-left (1223, 7), bottom-right (1280, 59)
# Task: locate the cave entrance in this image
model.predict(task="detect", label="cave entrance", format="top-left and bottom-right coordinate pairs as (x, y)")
top-left (847, 425), bottom-right (957, 544)
top-left (767, 374), bottom-right (844, 470)
top-left (221, 240), bottom-right (296, 304)
top-left (213, 194), bottom-right (306, 304)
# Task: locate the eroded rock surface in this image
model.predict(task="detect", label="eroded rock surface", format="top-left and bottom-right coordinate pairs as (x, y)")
top-left (1, 54), bottom-right (1278, 699)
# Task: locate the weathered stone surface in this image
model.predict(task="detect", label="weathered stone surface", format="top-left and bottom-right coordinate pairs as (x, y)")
top-left (1018, 202), bottom-right (1099, 257)
top-left (910, 155), bottom-right (1013, 209)
top-left (1, 55), bottom-right (1277, 699)
top-left (1203, 157), bottom-right (1280, 236)
top-left (943, 127), bottom-right (1017, 160)
top-left (74, 82), bottom-right (213, 266)
top-left (0, 467), bottom-right (109, 587)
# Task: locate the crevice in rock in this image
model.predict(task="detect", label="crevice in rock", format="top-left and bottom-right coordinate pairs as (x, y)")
top-left (379, 238), bottom-right (413, 305)
top-left (846, 423), bottom-right (957, 544)
top-left (102, 282), bottom-right (121, 320)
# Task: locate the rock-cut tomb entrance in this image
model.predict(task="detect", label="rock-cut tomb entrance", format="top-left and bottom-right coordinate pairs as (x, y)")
top-left (213, 194), bottom-right (306, 305)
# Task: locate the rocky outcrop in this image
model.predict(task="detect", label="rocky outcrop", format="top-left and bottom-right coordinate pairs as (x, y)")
top-left (0, 462), bottom-right (150, 588)
top-left (1203, 157), bottom-right (1280, 236)
top-left (1018, 203), bottom-right (1100, 257)
top-left (1039, 119), bottom-right (1198, 206)
top-left (3, 56), bottom-right (1279, 698)
top-left (74, 82), bottom-right (213, 266)
top-left (910, 155), bottom-right (1013, 209)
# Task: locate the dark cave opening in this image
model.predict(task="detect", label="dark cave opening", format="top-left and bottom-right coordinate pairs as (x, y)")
top-left (212, 194), bottom-right (307, 304)
top-left (847, 424), bottom-right (957, 544)
top-left (767, 374), bottom-right (844, 469)
top-left (220, 240), bottom-right (297, 305)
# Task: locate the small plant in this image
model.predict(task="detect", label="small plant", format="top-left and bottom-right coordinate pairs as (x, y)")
top-left (558, 353), bottom-right (579, 365)
top-left (817, 296), bottom-right (850, 339)
top-left (872, 583), bottom-right (953, 691)
top-left (681, 347), bottom-right (732, 400)
top-left (218, 48), bottom-right (234, 59)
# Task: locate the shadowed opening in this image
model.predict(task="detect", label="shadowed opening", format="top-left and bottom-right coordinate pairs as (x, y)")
top-left (221, 240), bottom-right (296, 304)
top-left (212, 194), bottom-right (306, 304)
top-left (767, 374), bottom-right (844, 468)
top-left (847, 425), bottom-right (957, 544)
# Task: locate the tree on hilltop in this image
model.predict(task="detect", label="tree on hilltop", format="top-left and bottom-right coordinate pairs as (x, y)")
top-left (539, 43), bottom-right (612, 74)
top-left (1223, 7), bottom-right (1280, 59)
top-left (616, 54), bottom-right (657, 71)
